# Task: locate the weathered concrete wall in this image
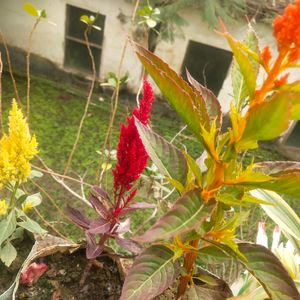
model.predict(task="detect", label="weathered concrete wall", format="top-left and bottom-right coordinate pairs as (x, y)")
top-left (0, 0), bottom-right (142, 87)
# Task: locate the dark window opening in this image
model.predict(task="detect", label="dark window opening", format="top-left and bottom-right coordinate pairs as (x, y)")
top-left (286, 121), bottom-right (300, 148)
top-left (64, 5), bottom-right (105, 75)
top-left (181, 41), bottom-right (232, 95)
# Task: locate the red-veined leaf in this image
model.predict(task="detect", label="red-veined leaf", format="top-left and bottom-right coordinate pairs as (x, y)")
top-left (134, 189), bottom-right (215, 243)
top-left (120, 245), bottom-right (178, 300)
top-left (186, 69), bottom-right (222, 128)
top-left (132, 41), bottom-right (211, 140)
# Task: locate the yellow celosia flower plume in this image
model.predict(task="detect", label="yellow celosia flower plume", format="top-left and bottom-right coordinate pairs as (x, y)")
top-left (0, 99), bottom-right (38, 187)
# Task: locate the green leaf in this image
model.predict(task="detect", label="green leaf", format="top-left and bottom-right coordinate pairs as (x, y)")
top-left (132, 42), bottom-right (210, 141)
top-left (225, 33), bottom-right (257, 99)
top-left (250, 189), bottom-right (300, 242)
top-left (29, 169), bottom-right (43, 179)
top-left (290, 92), bottom-right (300, 120)
top-left (198, 245), bottom-right (231, 265)
top-left (0, 241), bottom-right (17, 267)
top-left (0, 211), bottom-right (17, 247)
top-left (236, 93), bottom-right (291, 150)
top-left (134, 189), bottom-right (215, 243)
top-left (221, 242), bottom-right (300, 300)
top-left (18, 217), bottom-right (46, 234)
top-left (231, 28), bottom-right (260, 111)
top-left (120, 245), bottom-right (178, 300)
top-left (80, 15), bottom-right (90, 25)
top-left (23, 2), bottom-right (39, 17)
top-left (24, 193), bottom-right (42, 207)
top-left (184, 152), bottom-right (202, 188)
top-left (186, 70), bottom-right (222, 128)
top-left (135, 117), bottom-right (188, 184)
top-left (241, 162), bottom-right (300, 198)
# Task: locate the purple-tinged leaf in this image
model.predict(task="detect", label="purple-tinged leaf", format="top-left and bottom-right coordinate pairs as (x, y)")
top-left (120, 245), bottom-right (179, 300)
top-left (89, 194), bottom-right (110, 219)
top-left (134, 189), bottom-right (215, 243)
top-left (115, 236), bottom-right (142, 255)
top-left (91, 185), bottom-right (111, 203)
top-left (85, 233), bottom-right (104, 259)
top-left (87, 218), bottom-right (111, 234)
top-left (120, 202), bottom-right (156, 216)
top-left (65, 205), bottom-right (90, 229)
top-left (186, 70), bottom-right (222, 128)
top-left (116, 218), bottom-right (130, 234)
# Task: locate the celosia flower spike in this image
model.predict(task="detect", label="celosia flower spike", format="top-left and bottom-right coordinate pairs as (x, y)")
top-left (273, 0), bottom-right (300, 63)
top-left (0, 99), bottom-right (38, 188)
top-left (113, 79), bottom-right (154, 211)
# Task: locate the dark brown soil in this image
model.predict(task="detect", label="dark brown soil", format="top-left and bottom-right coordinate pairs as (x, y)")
top-left (16, 249), bottom-right (122, 300)
top-left (0, 235), bottom-right (34, 294)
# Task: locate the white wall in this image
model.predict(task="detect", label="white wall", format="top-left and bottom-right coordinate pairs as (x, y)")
top-left (0, 0), bottom-right (143, 87)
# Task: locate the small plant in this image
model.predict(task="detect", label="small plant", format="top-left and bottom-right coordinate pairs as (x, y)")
top-left (0, 100), bottom-right (45, 267)
top-left (67, 79), bottom-right (155, 259)
top-left (119, 1), bottom-right (300, 299)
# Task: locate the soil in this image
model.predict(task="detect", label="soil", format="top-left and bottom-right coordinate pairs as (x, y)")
top-left (0, 235), bottom-right (34, 295)
top-left (1, 236), bottom-right (175, 300)
top-left (16, 249), bottom-right (122, 300)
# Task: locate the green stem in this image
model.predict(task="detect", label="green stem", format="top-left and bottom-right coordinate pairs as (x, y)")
top-left (9, 181), bottom-right (19, 211)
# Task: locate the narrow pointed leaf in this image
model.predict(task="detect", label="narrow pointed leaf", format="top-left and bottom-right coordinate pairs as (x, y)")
top-left (135, 117), bottom-right (188, 184)
top-left (231, 28), bottom-right (259, 110)
top-left (132, 41), bottom-right (210, 140)
top-left (87, 218), bottom-right (111, 234)
top-left (250, 189), bottom-right (300, 242)
top-left (85, 233), bottom-right (104, 259)
top-left (120, 245), bottom-right (178, 300)
top-left (115, 236), bottom-right (142, 255)
top-left (89, 194), bottom-right (110, 218)
top-left (236, 93), bottom-right (291, 150)
top-left (225, 33), bottom-right (257, 99)
top-left (66, 205), bottom-right (90, 229)
top-left (134, 189), bottom-right (215, 243)
top-left (186, 70), bottom-right (222, 128)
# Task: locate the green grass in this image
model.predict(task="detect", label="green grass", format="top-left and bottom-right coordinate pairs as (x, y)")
top-left (2, 72), bottom-right (201, 240)
top-left (2, 72), bottom-right (299, 246)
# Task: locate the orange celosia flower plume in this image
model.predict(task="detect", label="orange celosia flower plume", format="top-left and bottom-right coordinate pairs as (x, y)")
top-left (273, 0), bottom-right (300, 63)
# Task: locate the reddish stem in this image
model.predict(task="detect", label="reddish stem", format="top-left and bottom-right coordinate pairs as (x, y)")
top-left (176, 239), bottom-right (200, 299)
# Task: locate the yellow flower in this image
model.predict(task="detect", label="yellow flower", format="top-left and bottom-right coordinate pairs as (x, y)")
top-left (0, 100), bottom-right (38, 188)
top-left (22, 201), bottom-right (33, 213)
top-left (0, 199), bottom-right (8, 216)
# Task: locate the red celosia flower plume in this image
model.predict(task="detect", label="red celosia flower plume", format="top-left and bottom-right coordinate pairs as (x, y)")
top-left (112, 79), bottom-right (154, 212)
top-left (273, 0), bottom-right (300, 62)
